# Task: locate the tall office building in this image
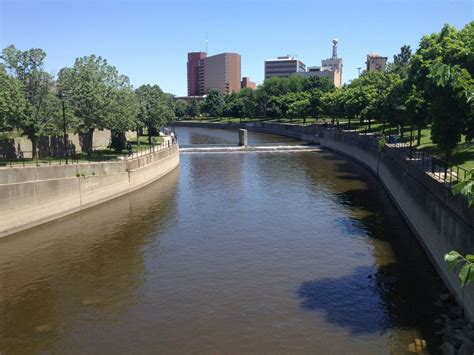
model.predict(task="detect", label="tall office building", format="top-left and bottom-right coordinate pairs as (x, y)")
top-left (187, 52), bottom-right (207, 96)
top-left (187, 52), bottom-right (241, 95)
top-left (203, 53), bottom-right (241, 94)
top-left (264, 55), bottom-right (306, 80)
top-left (366, 53), bottom-right (387, 72)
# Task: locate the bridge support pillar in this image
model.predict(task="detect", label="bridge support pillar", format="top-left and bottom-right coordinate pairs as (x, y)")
top-left (239, 129), bottom-right (248, 147)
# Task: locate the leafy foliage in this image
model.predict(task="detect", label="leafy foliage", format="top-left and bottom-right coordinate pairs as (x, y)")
top-left (1, 45), bottom-right (60, 157)
top-left (136, 85), bottom-right (175, 144)
top-left (452, 169), bottom-right (474, 207)
top-left (0, 64), bottom-right (27, 131)
top-left (445, 251), bottom-right (474, 286)
top-left (202, 90), bottom-right (225, 117)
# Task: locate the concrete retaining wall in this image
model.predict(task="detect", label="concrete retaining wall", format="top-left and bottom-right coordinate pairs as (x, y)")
top-left (0, 144), bottom-right (179, 238)
top-left (176, 120), bottom-right (474, 318)
top-left (316, 128), bottom-right (474, 319)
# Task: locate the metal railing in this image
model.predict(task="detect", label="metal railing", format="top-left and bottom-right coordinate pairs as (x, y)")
top-left (324, 123), bottom-right (469, 186)
top-left (388, 141), bottom-right (470, 185)
top-left (0, 138), bottom-right (178, 168)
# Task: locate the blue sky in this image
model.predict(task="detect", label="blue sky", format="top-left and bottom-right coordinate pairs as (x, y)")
top-left (1, 0), bottom-right (472, 95)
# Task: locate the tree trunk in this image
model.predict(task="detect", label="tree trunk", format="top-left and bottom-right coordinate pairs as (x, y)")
top-left (444, 150), bottom-right (450, 180)
top-left (30, 135), bottom-right (38, 160)
top-left (417, 126), bottom-right (422, 146)
top-left (79, 128), bottom-right (94, 154)
top-left (148, 125), bottom-right (152, 146)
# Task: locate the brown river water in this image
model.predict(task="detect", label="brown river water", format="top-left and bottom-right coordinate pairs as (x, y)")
top-left (0, 127), bottom-right (445, 354)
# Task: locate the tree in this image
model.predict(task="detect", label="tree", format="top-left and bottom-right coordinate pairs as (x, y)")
top-left (186, 98), bottom-right (199, 118)
top-left (224, 92), bottom-right (245, 118)
top-left (308, 89), bottom-right (324, 117)
top-left (282, 92), bottom-right (310, 121)
top-left (202, 90), bottom-right (225, 117)
top-left (174, 100), bottom-right (187, 118)
top-left (106, 84), bottom-right (138, 151)
top-left (58, 55), bottom-right (127, 153)
top-left (389, 45), bottom-right (412, 78)
top-left (407, 23), bottom-right (473, 163)
top-left (238, 88), bottom-right (258, 118)
top-left (0, 64), bottom-right (27, 132)
top-left (136, 84), bottom-right (175, 145)
top-left (1, 45), bottom-right (59, 158)
top-left (302, 76), bottom-right (335, 93)
top-left (404, 86), bottom-right (429, 145)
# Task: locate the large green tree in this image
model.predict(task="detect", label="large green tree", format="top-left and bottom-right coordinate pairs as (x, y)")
top-left (135, 84), bottom-right (175, 145)
top-left (408, 23), bottom-right (473, 164)
top-left (0, 64), bottom-right (27, 132)
top-left (389, 45), bottom-right (412, 78)
top-left (58, 55), bottom-right (130, 152)
top-left (1, 45), bottom-right (59, 158)
top-left (202, 90), bottom-right (225, 117)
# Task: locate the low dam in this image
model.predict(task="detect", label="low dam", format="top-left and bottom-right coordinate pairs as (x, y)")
top-left (0, 126), bottom-right (466, 353)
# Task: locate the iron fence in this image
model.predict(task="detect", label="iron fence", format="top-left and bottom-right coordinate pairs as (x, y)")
top-left (388, 141), bottom-right (470, 185)
top-left (0, 138), bottom-right (178, 168)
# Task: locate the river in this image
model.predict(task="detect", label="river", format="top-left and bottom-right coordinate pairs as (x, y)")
top-left (0, 127), bottom-right (445, 353)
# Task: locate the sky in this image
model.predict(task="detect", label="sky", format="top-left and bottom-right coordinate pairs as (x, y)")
top-left (0, 0), bottom-right (472, 96)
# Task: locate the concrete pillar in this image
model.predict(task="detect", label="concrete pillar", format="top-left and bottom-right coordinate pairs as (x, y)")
top-left (239, 129), bottom-right (248, 147)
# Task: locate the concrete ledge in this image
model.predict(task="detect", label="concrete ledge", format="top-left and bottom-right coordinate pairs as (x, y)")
top-left (0, 144), bottom-right (179, 238)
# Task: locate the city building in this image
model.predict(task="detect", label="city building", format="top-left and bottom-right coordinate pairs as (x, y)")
top-left (187, 52), bottom-right (241, 95)
top-left (295, 39), bottom-right (343, 88)
top-left (366, 53), bottom-right (387, 72)
top-left (241, 77), bottom-right (256, 90)
top-left (264, 55), bottom-right (306, 80)
top-left (187, 52), bottom-right (207, 96)
top-left (203, 53), bottom-right (241, 94)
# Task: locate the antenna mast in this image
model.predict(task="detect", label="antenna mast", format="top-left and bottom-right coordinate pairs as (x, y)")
top-left (205, 33), bottom-right (208, 53)
top-left (332, 38), bottom-right (338, 59)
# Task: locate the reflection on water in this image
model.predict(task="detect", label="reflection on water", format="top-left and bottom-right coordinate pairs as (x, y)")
top-left (0, 127), bottom-right (443, 353)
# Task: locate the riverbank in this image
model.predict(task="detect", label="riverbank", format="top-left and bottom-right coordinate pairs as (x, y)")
top-left (175, 121), bottom-right (474, 321)
top-left (0, 142), bottom-right (179, 238)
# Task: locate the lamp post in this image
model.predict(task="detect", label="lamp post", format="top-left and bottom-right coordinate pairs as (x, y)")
top-left (58, 92), bottom-right (68, 164)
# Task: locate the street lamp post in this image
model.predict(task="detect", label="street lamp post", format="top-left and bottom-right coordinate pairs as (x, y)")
top-left (58, 92), bottom-right (68, 164)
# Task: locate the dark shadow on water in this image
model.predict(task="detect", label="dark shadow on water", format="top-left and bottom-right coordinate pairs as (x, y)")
top-left (298, 265), bottom-right (394, 334)
top-left (298, 263), bottom-right (437, 336)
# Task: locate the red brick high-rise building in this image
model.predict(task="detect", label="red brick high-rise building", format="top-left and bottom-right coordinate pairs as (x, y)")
top-left (187, 52), bottom-right (241, 96)
top-left (187, 52), bottom-right (207, 96)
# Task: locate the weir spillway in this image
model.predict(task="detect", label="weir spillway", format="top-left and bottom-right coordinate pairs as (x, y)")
top-left (179, 144), bottom-right (321, 154)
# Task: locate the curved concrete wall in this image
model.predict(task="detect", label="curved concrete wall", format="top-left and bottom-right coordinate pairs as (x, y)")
top-left (316, 128), bottom-right (474, 319)
top-left (0, 144), bottom-right (179, 238)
